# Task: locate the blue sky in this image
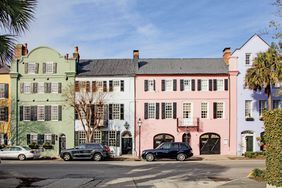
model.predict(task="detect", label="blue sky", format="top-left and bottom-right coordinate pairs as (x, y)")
top-left (19, 0), bottom-right (276, 59)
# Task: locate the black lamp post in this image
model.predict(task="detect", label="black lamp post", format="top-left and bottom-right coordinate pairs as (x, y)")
top-left (137, 118), bottom-right (142, 158)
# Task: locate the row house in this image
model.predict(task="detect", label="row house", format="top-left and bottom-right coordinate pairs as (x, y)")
top-left (232, 34), bottom-right (282, 155)
top-left (75, 57), bottom-right (135, 156)
top-left (10, 44), bottom-right (76, 156)
top-left (0, 65), bottom-right (11, 145)
top-left (135, 50), bottom-right (238, 156)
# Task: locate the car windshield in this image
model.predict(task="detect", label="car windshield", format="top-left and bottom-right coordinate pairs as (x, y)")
top-left (22, 146), bottom-right (31, 150)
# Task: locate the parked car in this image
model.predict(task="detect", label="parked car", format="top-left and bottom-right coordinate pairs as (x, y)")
top-left (60, 143), bottom-right (111, 161)
top-left (0, 146), bottom-right (40, 160)
top-left (142, 142), bottom-right (193, 161)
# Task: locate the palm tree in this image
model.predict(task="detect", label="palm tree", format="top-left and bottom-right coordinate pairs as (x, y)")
top-left (0, 0), bottom-right (37, 64)
top-left (245, 47), bottom-right (282, 110)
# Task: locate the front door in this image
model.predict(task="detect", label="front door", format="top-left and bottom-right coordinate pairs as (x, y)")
top-left (200, 133), bottom-right (220, 154)
top-left (59, 134), bottom-right (66, 154)
top-left (246, 136), bottom-right (253, 152)
top-left (122, 138), bottom-right (132, 154)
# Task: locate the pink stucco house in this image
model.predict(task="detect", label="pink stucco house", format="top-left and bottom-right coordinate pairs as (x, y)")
top-left (134, 49), bottom-right (238, 156)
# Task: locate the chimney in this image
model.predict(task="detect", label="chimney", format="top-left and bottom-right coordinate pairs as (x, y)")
top-left (133, 50), bottom-right (139, 60)
top-left (223, 47), bottom-right (231, 64)
top-left (14, 44), bottom-right (28, 60)
top-left (23, 43), bottom-right (28, 55)
top-left (65, 53), bottom-right (69, 60)
top-left (73, 46), bottom-right (80, 62)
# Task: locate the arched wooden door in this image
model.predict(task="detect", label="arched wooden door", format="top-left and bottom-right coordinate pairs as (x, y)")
top-left (153, 134), bottom-right (174, 148)
top-left (200, 133), bottom-right (220, 154)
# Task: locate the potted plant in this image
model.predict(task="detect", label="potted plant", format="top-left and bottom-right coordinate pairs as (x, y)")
top-left (42, 142), bottom-right (53, 149)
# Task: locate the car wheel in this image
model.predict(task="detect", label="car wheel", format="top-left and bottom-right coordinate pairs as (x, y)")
top-left (93, 153), bottom-right (102, 161)
top-left (176, 153), bottom-right (186, 161)
top-left (63, 153), bottom-right (72, 161)
top-left (18, 154), bottom-right (26, 161)
top-left (145, 153), bottom-right (154, 162)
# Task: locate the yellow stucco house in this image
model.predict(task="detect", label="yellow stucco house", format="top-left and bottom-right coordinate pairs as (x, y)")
top-left (0, 65), bottom-right (10, 146)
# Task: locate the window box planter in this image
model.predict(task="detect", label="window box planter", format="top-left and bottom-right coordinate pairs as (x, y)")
top-left (29, 143), bottom-right (39, 149)
top-left (42, 143), bottom-right (53, 150)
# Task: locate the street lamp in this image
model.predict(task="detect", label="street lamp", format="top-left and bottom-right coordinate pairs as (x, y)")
top-left (137, 118), bottom-right (142, 158)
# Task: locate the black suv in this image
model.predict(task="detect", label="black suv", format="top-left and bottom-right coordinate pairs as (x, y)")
top-left (142, 142), bottom-right (193, 161)
top-left (60, 143), bottom-right (111, 161)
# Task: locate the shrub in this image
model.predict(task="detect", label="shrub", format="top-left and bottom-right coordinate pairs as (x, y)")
top-left (264, 109), bottom-right (282, 187)
top-left (244, 151), bottom-right (266, 158)
top-left (28, 142), bottom-right (39, 149)
top-left (252, 168), bottom-right (265, 178)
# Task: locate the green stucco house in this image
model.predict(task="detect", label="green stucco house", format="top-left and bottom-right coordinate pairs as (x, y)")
top-left (10, 44), bottom-right (76, 156)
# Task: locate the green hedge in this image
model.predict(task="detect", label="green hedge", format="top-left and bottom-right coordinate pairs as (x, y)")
top-left (264, 109), bottom-right (282, 187)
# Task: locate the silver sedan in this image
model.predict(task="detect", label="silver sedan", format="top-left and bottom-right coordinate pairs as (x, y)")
top-left (0, 146), bottom-right (40, 160)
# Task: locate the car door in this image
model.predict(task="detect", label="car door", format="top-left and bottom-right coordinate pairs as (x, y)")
top-left (72, 144), bottom-right (86, 159)
top-left (157, 142), bottom-right (171, 159)
top-left (168, 143), bottom-right (179, 158)
top-left (0, 147), bottom-right (11, 159)
top-left (84, 144), bottom-right (95, 159)
top-left (10, 147), bottom-right (22, 159)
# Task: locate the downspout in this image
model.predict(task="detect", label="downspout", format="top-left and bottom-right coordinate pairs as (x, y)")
top-left (228, 74), bottom-right (231, 148)
top-left (16, 60), bottom-right (19, 145)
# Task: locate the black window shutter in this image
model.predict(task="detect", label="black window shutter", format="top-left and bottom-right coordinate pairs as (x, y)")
top-left (45, 106), bottom-right (51, 121)
top-left (53, 63), bottom-right (57, 73)
top-left (58, 83), bottom-right (62, 93)
top-left (144, 80), bottom-right (148, 91)
top-left (4, 107), bottom-right (8, 122)
top-left (144, 103), bottom-right (148, 119)
top-left (120, 80), bottom-right (124, 92)
top-left (213, 102), bottom-right (217, 119)
top-left (75, 110), bottom-right (78, 120)
top-left (25, 63), bottom-right (28, 74)
top-left (43, 63), bottom-right (46, 73)
top-left (156, 103), bottom-right (160, 119)
top-left (109, 81), bottom-right (113, 92)
top-left (36, 63), bottom-right (39, 74)
top-left (116, 131), bottom-right (120, 147)
top-left (20, 83), bottom-right (24, 93)
top-left (27, 134), bottom-right (31, 145)
top-left (209, 79), bottom-right (213, 91)
top-left (109, 104), bottom-right (112, 120)
top-left (103, 104), bottom-right (108, 127)
top-left (103, 81), bottom-right (107, 92)
top-left (197, 79), bottom-right (202, 91)
top-left (4, 84), bottom-right (8, 98)
top-left (20, 106), bottom-right (23, 121)
top-left (173, 102), bottom-right (177, 119)
top-left (173, 79), bottom-right (177, 91)
top-left (161, 80), bottom-right (165, 91)
top-left (213, 79), bottom-right (217, 91)
top-left (38, 134), bottom-right (44, 145)
top-left (161, 103), bottom-right (165, 119)
top-left (191, 79), bottom-right (195, 91)
top-left (120, 104), bottom-right (124, 120)
top-left (224, 79), bottom-right (228, 91)
top-left (180, 79), bottom-right (184, 91)
top-left (102, 131), bottom-right (109, 146)
top-left (153, 80), bottom-right (156, 91)
top-left (31, 106), bottom-right (37, 121)
top-left (33, 83), bottom-right (38, 93)
top-left (51, 134), bottom-right (56, 145)
top-left (58, 105), bottom-right (62, 121)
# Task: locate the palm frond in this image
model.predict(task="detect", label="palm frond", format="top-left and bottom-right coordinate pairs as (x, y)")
top-left (0, 34), bottom-right (15, 65)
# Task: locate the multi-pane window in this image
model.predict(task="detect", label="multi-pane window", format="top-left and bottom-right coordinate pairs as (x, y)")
top-left (38, 82), bottom-right (44, 93)
top-left (183, 103), bottom-right (192, 125)
top-left (113, 80), bottom-right (120, 91)
top-left (165, 80), bottom-right (173, 91)
top-left (148, 80), bottom-right (155, 91)
top-left (96, 104), bottom-right (104, 120)
top-left (30, 134), bottom-right (38, 143)
top-left (217, 79), bottom-right (224, 91)
top-left (245, 53), bottom-right (251, 65)
top-left (273, 100), bottom-right (280, 109)
top-left (93, 131), bottom-right (102, 143)
top-left (112, 104), bottom-right (120, 119)
top-left (96, 81), bottom-right (103, 92)
top-left (216, 102), bottom-right (224, 119)
top-left (51, 106), bottom-right (58, 121)
top-left (24, 83), bottom-right (31, 93)
top-left (23, 106), bottom-right (31, 121)
top-left (51, 83), bottom-right (58, 93)
top-left (78, 131), bottom-right (86, 144)
top-left (148, 103), bottom-right (156, 119)
top-left (108, 131), bottom-right (116, 146)
top-left (0, 84), bottom-right (6, 98)
top-left (37, 106), bottom-right (45, 121)
top-left (259, 100), bottom-right (267, 117)
top-left (183, 79), bottom-right (191, 91)
top-left (245, 100), bottom-right (252, 118)
top-left (201, 79), bottom-right (208, 91)
top-left (46, 62), bottom-right (53, 74)
top-left (0, 107), bottom-right (8, 121)
top-left (165, 103), bottom-right (173, 118)
top-left (201, 102), bottom-right (208, 119)
top-left (44, 134), bottom-right (52, 143)
top-left (27, 63), bottom-right (36, 74)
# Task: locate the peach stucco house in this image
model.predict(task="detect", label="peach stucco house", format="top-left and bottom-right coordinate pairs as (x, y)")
top-left (135, 49), bottom-right (238, 156)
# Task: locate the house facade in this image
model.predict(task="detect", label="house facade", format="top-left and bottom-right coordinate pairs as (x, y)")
top-left (0, 65), bottom-right (11, 145)
top-left (232, 34), bottom-right (282, 155)
top-left (135, 51), bottom-right (238, 156)
top-left (10, 44), bottom-right (76, 156)
top-left (75, 57), bottom-right (135, 156)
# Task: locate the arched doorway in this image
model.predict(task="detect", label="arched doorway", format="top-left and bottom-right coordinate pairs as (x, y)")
top-left (121, 131), bottom-right (132, 154)
top-left (153, 134), bottom-right (174, 148)
top-left (241, 130), bottom-right (254, 153)
top-left (59, 134), bottom-right (66, 154)
top-left (200, 133), bottom-right (220, 154)
top-left (182, 133), bottom-right (191, 145)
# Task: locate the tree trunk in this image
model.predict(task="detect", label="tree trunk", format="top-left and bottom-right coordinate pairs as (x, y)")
top-left (268, 92), bottom-right (272, 111)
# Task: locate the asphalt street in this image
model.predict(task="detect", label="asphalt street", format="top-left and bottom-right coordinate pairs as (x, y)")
top-left (0, 159), bottom-right (266, 188)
